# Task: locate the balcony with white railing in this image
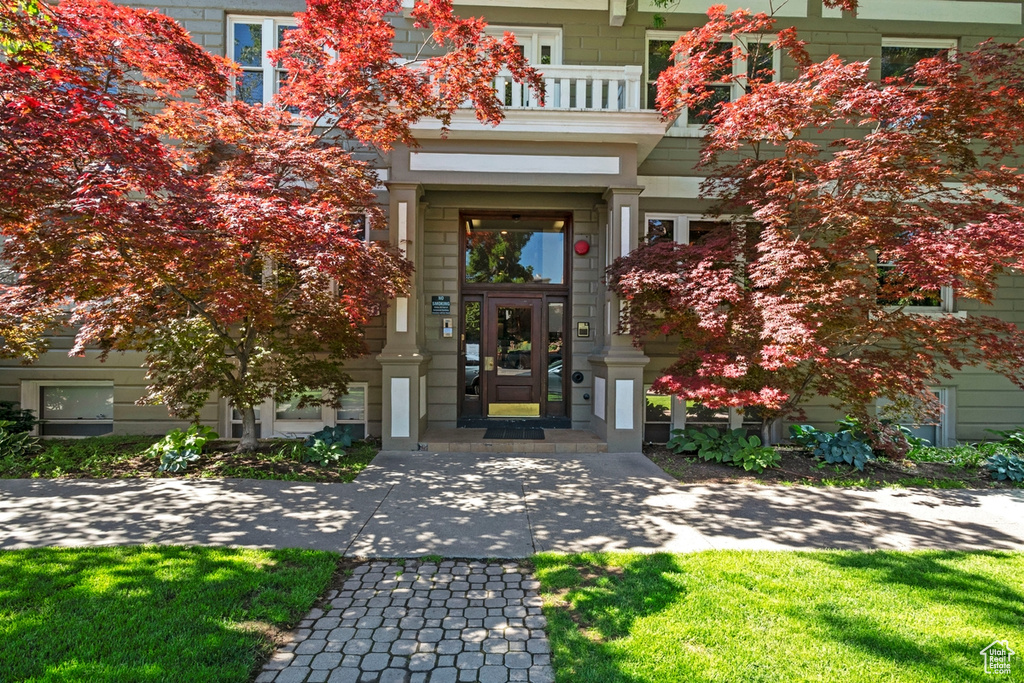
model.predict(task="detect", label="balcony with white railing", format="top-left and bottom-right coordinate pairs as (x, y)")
top-left (495, 64), bottom-right (644, 112)
top-left (410, 63), bottom-right (667, 161)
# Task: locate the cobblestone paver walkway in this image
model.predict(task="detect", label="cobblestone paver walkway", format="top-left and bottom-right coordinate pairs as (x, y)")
top-left (257, 560), bottom-right (554, 683)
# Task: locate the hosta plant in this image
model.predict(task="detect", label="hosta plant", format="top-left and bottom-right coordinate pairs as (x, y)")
top-left (667, 427), bottom-right (781, 473)
top-left (147, 425), bottom-right (219, 473)
top-left (0, 419), bottom-right (40, 459)
top-left (985, 453), bottom-right (1024, 483)
top-left (303, 426), bottom-right (353, 467)
top-left (789, 424), bottom-right (876, 472)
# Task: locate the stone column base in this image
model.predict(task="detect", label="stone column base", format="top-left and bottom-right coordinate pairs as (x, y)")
top-left (378, 350), bottom-right (431, 451)
top-left (588, 348), bottom-right (650, 453)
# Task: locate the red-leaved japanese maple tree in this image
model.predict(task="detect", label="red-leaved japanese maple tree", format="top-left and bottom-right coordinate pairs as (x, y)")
top-left (0, 0), bottom-right (539, 449)
top-left (608, 4), bottom-right (1024, 451)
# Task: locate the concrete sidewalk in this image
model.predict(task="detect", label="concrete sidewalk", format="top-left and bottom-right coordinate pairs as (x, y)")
top-left (2, 451), bottom-right (1023, 555)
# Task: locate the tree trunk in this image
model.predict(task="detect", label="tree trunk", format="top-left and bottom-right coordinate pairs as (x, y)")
top-left (236, 405), bottom-right (259, 452)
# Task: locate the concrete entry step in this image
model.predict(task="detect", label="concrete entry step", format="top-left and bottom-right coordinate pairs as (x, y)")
top-left (419, 427), bottom-right (608, 453)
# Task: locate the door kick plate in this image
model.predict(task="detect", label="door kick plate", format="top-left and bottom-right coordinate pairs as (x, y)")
top-left (488, 403), bottom-right (540, 417)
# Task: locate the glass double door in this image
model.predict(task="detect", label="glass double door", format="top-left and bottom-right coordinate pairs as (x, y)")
top-left (461, 294), bottom-right (566, 419)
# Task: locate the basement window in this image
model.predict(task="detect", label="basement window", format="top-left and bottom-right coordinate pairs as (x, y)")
top-left (26, 382), bottom-right (114, 437)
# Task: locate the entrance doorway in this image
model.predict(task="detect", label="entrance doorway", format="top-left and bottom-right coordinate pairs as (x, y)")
top-left (459, 212), bottom-right (570, 424)
top-left (461, 294), bottom-right (566, 419)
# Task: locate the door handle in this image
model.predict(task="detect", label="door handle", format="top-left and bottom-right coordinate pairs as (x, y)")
top-left (484, 357), bottom-right (495, 371)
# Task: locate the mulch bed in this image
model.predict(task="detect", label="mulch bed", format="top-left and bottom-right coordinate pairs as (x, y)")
top-left (645, 445), bottom-right (1015, 489)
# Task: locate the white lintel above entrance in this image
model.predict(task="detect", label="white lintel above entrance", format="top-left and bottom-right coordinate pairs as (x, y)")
top-left (409, 152), bottom-right (620, 175)
top-left (410, 109), bottom-right (668, 163)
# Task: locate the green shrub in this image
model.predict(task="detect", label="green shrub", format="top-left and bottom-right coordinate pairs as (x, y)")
top-left (985, 453), bottom-right (1024, 483)
top-left (789, 423), bottom-right (876, 471)
top-left (906, 443), bottom-right (1000, 468)
top-left (0, 419), bottom-right (40, 460)
top-left (987, 428), bottom-right (1024, 454)
top-left (303, 426), bottom-right (353, 467)
top-left (667, 427), bottom-right (781, 473)
top-left (146, 425), bottom-right (218, 473)
top-left (0, 402), bottom-right (35, 433)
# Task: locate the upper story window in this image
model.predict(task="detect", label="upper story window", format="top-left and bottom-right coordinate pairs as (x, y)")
top-left (228, 15), bottom-right (297, 105)
top-left (646, 32), bottom-right (779, 134)
top-left (485, 26), bottom-right (562, 66)
top-left (880, 38), bottom-right (957, 81)
top-left (875, 260), bottom-right (956, 314)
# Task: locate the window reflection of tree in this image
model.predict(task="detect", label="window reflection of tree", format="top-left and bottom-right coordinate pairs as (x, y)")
top-left (465, 231), bottom-right (536, 283)
top-left (498, 307), bottom-right (531, 371)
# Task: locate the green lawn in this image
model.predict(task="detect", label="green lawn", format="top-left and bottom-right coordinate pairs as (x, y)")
top-left (535, 550), bottom-right (1024, 682)
top-left (0, 546), bottom-right (338, 683)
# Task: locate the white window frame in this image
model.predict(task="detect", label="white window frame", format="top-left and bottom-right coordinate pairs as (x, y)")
top-left (271, 390), bottom-right (333, 438)
top-left (485, 25), bottom-right (563, 66)
top-left (875, 260), bottom-right (960, 316)
top-left (643, 213), bottom-right (739, 245)
top-left (646, 32), bottom-right (780, 137)
top-left (642, 213), bottom-right (686, 244)
top-left (227, 400), bottom-right (266, 440)
top-left (348, 211), bottom-right (372, 244)
top-left (227, 15), bottom-right (298, 106)
top-left (335, 382), bottom-right (369, 440)
top-left (223, 384), bottom-right (369, 440)
top-left (22, 380), bottom-right (114, 438)
top-left (877, 386), bottom-right (954, 447)
top-left (880, 37), bottom-right (958, 81)
top-left (642, 385), bottom-right (682, 442)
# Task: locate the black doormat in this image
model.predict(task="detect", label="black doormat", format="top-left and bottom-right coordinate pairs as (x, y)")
top-left (458, 417), bottom-right (571, 429)
top-left (483, 428), bottom-right (545, 440)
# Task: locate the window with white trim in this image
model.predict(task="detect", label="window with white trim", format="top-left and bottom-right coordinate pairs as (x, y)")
top-left (877, 387), bottom-right (953, 447)
top-left (875, 260), bottom-right (956, 314)
top-left (646, 32), bottom-right (779, 135)
top-left (22, 381), bottom-right (114, 437)
top-left (485, 26), bottom-right (562, 66)
top-left (336, 383), bottom-right (368, 440)
top-left (880, 38), bottom-right (957, 81)
top-left (276, 391), bottom-right (323, 421)
top-left (642, 385), bottom-right (764, 443)
top-left (643, 213), bottom-right (730, 245)
top-left (644, 386), bottom-right (674, 443)
top-left (228, 16), bottom-right (298, 105)
top-left (230, 404), bottom-right (262, 439)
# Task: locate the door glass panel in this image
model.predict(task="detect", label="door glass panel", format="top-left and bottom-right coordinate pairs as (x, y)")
top-left (497, 306), bottom-right (532, 377)
top-left (547, 302), bottom-right (563, 402)
top-left (465, 217), bottom-right (565, 284)
top-left (465, 301), bottom-right (481, 399)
